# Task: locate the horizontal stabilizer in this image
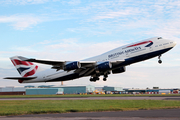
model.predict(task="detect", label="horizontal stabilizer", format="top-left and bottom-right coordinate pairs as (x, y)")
top-left (4, 77), bottom-right (37, 80)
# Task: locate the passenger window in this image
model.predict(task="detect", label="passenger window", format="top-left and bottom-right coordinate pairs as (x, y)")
top-left (163, 43), bottom-right (169, 45)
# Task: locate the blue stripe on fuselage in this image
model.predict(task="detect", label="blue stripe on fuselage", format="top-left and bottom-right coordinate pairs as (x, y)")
top-left (145, 42), bottom-right (153, 47)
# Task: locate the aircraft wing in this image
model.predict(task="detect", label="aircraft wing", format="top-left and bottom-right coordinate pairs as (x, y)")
top-left (27, 59), bottom-right (97, 67)
top-left (25, 58), bottom-right (97, 69)
top-left (24, 56), bottom-right (125, 71)
top-left (26, 58), bottom-right (65, 66)
top-left (26, 58), bottom-right (124, 68)
top-left (15, 56), bottom-right (65, 66)
top-left (23, 57), bottom-right (65, 69)
top-left (4, 77), bottom-right (37, 80)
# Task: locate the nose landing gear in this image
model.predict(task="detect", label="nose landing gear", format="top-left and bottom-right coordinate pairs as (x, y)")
top-left (158, 55), bottom-right (162, 64)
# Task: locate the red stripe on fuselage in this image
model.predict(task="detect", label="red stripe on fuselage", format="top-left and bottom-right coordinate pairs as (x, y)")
top-left (126, 41), bottom-right (152, 48)
top-left (13, 59), bottom-right (34, 66)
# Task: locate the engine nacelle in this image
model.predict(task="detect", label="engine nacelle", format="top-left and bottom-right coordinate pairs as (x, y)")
top-left (112, 66), bottom-right (126, 74)
top-left (96, 61), bottom-right (112, 71)
top-left (64, 61), bottom-right (81, 71)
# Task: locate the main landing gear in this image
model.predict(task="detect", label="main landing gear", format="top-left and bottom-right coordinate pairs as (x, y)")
top-left (90, 73), bottom-right (109, 82)
top-left (90, 77), bottom-right (99, 82)
top-left (158, 55), bottom-right (162, 64)
top-left (103, 74), bottom-right (108, 81)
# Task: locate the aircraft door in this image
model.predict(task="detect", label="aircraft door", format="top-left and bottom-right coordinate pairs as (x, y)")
top-left (126, 51), bottom-right (129, 58)
top-left (43, 75), bottom-right (48, 82)
top-left (149, 46), bottom-right (153, 51)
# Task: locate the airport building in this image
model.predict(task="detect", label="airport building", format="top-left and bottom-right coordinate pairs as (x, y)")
top-left (124, 88), bottom-right (179, 94)
top-left (0, 85), bottom-right (179, 95)
top-left (103, 86), bottom-right (124, 94)
top-left (25, 85), bottom-right (95, 95)
top-left (53, 85), bottom-right (95, 94)
top-left (26, 88), bottom-right (64, 95)
top-left (0, 86), bottom-right (25, 95)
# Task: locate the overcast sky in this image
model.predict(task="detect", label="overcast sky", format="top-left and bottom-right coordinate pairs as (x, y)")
top-left (0, 0), bottom-right (180, 88)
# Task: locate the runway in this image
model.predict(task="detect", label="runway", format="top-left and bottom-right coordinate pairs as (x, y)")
top-left (0, 96), bottom-right (180, 100)
top-left (1, 109), bottom-right (180, 120)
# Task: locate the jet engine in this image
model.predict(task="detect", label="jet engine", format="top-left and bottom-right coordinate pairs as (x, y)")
top-left (96, 61), bottom-right (112, 71)
top-left (64, 61), bottom-right (81, 71)
top-left (112, 66), bottom-right (126, 74)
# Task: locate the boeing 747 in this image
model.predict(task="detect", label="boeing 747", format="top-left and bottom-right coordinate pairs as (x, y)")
top-left (4, 37), bottom-right (176, 83)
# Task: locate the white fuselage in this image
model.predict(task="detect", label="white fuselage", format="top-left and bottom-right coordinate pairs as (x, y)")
top-left (23, 37), bottom-right (176, 83)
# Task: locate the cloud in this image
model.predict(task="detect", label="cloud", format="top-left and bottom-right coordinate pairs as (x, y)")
top-left (39, 39), bottom-right (126, 61)
top-left (92, 11), bottom-right (132, 20)
top-left (0, 15), bottom-right (42, 30)
top-left (1, 39), bottom-right (126, 64)
top-left (67, 0), bottom-right (81, 5)
top-left (0, 0), bottom-right (51, 5)
top-left (70, 0), bottom-right (180, 34)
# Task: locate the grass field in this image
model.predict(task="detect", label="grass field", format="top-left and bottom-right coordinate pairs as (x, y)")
top-left (0, 94), bottom-right (180, 98)
top-left (0, 100), bottom-right (180, 116)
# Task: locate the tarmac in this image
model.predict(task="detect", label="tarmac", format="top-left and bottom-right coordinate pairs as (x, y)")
top-left (1, 109), bottom-right (180, 120)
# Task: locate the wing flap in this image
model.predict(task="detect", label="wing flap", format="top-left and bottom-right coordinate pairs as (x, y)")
top-left (110, 60), bottom-right (125, 63)
top-left (79, 61), bottom-right (96, 68)
top-left (110, 60), bottom-right (125, 66)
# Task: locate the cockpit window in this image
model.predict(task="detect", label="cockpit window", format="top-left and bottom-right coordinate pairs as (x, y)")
top-left (157, 37), bottom-right (162, 39)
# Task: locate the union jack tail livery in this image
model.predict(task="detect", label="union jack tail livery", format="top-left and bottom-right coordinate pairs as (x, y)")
top-left (10, 56), bottom-right (38, 77)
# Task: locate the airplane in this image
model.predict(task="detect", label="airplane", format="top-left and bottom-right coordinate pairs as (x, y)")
top-left (4, 37), bottom-right (176, 83)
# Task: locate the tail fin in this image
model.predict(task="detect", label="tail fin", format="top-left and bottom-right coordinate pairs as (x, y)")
top-left (10, 56), bottom-right (39, 77)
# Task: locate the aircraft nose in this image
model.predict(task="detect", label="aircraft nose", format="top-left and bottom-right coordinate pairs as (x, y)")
top-left (172, 41), bottom-right (177, 47)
